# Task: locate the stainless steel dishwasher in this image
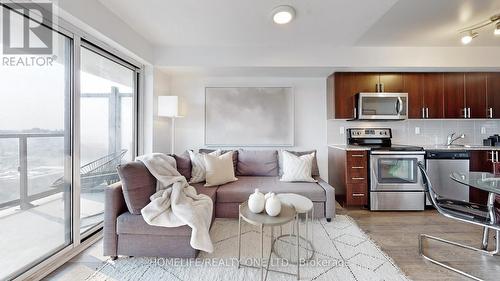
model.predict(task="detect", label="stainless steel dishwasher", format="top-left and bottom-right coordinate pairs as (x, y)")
top-left (425, 150), bottom-right (470, 205)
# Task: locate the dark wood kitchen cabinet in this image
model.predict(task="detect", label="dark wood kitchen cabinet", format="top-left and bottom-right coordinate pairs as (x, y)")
top-left (330, 71), bottom-right (499, 120)
top-left (487, 72), bottom-right (500, 118)
top-left (443, 73), bottom-right (465, 118)
top-left (469, 150), bottom-right (497, 204)
top-left (331, 72), bottom-right (404, 119)
top-left (403, 73), bottom-right (425, 119)
top-left (328, 148), bottom-right (368, 207)
top-left (331, 72), bottom-right (357, 119)
top-left (403, 73), bottom-right (444, 119)
top-left (465, 73), bottom-right (487, 118)
top-left (423, 73), bottom-right (444, 119)
top-left (379, 73), bottom-right (404, 92)
top-left (356, 73), bottom-right (380, 93)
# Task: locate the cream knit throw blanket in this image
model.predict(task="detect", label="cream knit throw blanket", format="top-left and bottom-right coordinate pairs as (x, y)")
top-left (137, 153), bottom-right (214, 253)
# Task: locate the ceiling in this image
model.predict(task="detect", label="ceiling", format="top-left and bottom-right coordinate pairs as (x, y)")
top-left (97, 0), bottom-right (500, 49)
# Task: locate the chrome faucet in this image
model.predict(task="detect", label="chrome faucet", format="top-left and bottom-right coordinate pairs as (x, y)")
top-left (446, 132), bottom-right (465, 146)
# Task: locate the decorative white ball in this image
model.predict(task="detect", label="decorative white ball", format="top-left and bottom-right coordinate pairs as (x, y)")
top-left (248, 188), bottom-right (265, 213)
top-left (265, 193), bottom-right (281, 216)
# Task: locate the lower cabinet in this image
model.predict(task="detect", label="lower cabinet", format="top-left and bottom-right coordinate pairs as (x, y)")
top-left (328, 148), bottom-right (368, 207)
top-left (469, 150), bottom-right (497, 204)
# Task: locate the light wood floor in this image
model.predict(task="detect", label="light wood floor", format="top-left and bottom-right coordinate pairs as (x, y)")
top-left (339, 206), bottom-right (500, 281)
top-left (46, 207), bottom-right (500, 280)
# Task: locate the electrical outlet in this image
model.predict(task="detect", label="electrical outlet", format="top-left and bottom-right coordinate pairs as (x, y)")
top-left (481, 127), bottom-right (487, 134)
top-left (339, 127), bottom-right (345, 135)
top-left (415, 127), bottom-right (421, 135)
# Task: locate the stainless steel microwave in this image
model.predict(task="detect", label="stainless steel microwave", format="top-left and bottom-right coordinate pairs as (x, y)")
top-left (355, 93), bottom-right (408, 120)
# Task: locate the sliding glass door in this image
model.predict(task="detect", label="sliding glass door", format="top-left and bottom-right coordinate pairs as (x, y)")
top-left (0, 7), bottom-right (72, 279)
top-left (0, 3), bottom-right (141, 279)
top-left (79, 45), bottom-right (136, 235)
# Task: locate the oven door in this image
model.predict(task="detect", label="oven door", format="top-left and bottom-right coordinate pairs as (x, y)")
top-left (370, 153), bottom-right (425, 191)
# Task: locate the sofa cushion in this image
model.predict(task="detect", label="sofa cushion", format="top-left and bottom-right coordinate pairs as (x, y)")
top-left (116, 162), bottom-right (156, 215)
top-left (216, 176), bottom-right (325, 203)
top-left (117, 182), bottom-right (216, 236)
top-left (281, 150), bottom-right (320, 176)
top-left (236, 150), bottom-right (278, 176)
top-left (199, 149), bottom-right (238, 171)
top-left (172, 151), bottom-right (192, 181)
top-left (192, 182), bottom-right (217, 202)
top-left (117, 212), bottom-right (192, 236)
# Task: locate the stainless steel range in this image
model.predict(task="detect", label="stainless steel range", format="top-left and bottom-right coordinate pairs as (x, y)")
top-left (347, 128), bottom-right (426, 211)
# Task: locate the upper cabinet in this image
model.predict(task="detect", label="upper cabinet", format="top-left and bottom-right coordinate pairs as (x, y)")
top-left (379, 73), bottom-right (404, 92)
top-left (330, 71), bottom-right (499, 120)
top-left (330, 72), bottom-right (403, 119)
top-left (422, 73), bottom-right (444, 119)
top-left (403, 73), bottom-right (424, 119)
top-left (443, 73), bottom-right (465, 118)
top-left (487, 72), bottom-right (500, 118)
top-left (465, 73), bottom-right (487, 119)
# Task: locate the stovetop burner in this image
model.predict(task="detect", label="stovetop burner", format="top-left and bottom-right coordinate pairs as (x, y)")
top-left (369, 144), bottom-right (424, 152)
top-left (347, 128), bottom-right (423, 152)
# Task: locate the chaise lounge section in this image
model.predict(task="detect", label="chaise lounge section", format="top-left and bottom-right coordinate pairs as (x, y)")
top-left (104, 149), bottom-right (335, 259)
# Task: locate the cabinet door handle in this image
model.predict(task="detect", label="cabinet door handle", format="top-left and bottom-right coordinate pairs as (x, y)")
top-left (351, 166), bottom-right (364, 169)
top-left (351, 154), bottom-right (364, 158)
top-left (461, 107), bottom-right (467, 118)
top-left (351, 177), bottom-right (365, 180)
top-left (353, 107), bottom-right (357, 119)
top-left (352, 193), bottom-right (365, 197)
top-left (422, 107), bottom-right (425, 119)
top-left (376, 83), bottom-right (380, 92)
top-left (496, 151), bottom-right (499, 163)
top-left (380, 83), bottom-right (384, 92)
top-left (489, 108), bottom-right (493, 119)
top-left (467, 108), bottom-right (471, 119)
top-left (426, 108), bottom-right (429, 119)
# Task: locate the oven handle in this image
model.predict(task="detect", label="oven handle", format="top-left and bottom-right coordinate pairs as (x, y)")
top-left (370, 151), bottom-right (426, 155)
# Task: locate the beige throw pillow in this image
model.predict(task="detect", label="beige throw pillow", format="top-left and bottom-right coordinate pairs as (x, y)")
top-left (204, 151), bottom-right (238, 187)
top-left (188, 149), bottom-right (221, 183)
top-left (280, 151), bottom-right (317, 182)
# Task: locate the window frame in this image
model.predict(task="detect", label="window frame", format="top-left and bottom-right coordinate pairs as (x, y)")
top-left (0, 1), bottom-right (144, 280)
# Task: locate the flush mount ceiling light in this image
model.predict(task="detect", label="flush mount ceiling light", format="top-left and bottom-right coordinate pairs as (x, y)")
top-left (271, 5), bottom-right (295, 25)
top-left (458, 14), bottom-right (500, 44)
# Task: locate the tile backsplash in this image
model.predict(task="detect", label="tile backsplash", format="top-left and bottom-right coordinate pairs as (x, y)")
top-left (327, 119), bottom-right (500, 146)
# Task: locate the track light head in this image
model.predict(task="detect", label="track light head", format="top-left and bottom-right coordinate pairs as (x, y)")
top-left (461, 31), bottom-right (478, 44)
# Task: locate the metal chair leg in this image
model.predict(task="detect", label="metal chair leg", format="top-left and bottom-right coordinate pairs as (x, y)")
top-left (419, 233), bottom-right (498, 281)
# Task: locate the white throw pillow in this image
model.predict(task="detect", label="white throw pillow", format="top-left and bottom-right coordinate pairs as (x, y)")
top-left (188, 149), bottom-right (221, 183)
top-left (204, 151), bottom-right (238, 187)
top-left (280, 151), bottom-right (317, 182)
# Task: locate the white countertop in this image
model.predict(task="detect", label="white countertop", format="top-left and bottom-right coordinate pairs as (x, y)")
top-left (328, 144), bottom-right (500, 151)
top-left (328, 144), bottom-right (371, 151)
top-left (423, 145), bottom-right (500, 151)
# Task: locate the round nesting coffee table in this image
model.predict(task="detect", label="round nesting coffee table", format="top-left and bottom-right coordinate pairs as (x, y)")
top-left (237, 201), bottom-right (299, 281)
top-left (276, 193), bottom-right (315, 262)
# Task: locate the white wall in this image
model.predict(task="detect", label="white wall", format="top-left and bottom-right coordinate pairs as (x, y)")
top-left (152, 72), bottom-right (329, 179)
top-left (56, 0), bottom-right (154, 63)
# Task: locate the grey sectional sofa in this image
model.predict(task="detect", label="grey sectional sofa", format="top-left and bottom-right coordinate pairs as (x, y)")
top-left (104, 149), bottom-right (335, 259)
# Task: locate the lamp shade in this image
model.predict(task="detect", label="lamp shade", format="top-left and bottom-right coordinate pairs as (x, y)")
top-left (158, 96), bottom-right (179, 117)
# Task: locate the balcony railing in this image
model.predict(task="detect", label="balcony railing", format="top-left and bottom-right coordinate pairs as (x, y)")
top-left (0, 133), bottom-right (66, 210)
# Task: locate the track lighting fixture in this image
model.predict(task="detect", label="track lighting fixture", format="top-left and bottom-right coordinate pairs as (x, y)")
top-left (458, 14), bottom-right (500, 44)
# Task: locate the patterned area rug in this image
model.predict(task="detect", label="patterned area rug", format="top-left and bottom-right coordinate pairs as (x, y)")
top-left (86, 215), bottom-right (410, 281)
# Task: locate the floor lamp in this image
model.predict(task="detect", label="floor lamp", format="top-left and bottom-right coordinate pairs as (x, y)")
top-left (158, 96), bottom-right (181, 154)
